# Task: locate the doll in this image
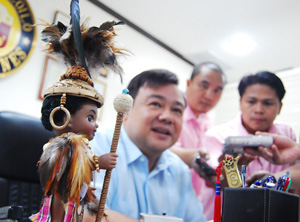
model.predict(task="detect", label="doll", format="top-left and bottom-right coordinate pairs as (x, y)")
top-left (30, 0), bottom-right (128, 221)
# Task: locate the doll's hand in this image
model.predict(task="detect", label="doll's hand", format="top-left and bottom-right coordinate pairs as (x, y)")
top-left (98, 153), bottom-right (118, 170)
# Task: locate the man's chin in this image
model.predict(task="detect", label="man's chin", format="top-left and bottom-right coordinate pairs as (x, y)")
top-left (196, 107), bottom-right (210, 114)
top-left (150, 141), bottom-right (174, 152)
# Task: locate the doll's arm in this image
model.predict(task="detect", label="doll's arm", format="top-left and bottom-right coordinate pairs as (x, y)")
top-left (98, 153), bottom-right (118, 170)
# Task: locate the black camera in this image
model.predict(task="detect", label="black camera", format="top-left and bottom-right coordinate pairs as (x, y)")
top-left (195, 156), bottom-right (216, 177)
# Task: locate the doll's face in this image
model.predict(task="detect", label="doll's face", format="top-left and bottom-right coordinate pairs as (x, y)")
top-left (68, 101), bottom-right (99, 140)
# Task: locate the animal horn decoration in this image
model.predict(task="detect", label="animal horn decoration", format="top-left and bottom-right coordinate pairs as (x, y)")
top-left (41, 0), bottom-right (128, 81)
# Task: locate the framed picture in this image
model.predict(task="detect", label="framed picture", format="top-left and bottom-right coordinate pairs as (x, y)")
top-left (94, 79), bottom-right (107, 121)
top-left (38, 55), bottom-right (66, 100)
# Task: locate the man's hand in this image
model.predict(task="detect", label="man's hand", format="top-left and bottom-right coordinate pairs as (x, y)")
top-left (191, 156), bottom-right (216, 182)
top-left (245, 132), bottom-right (300, 165)
top-left (170, 146), bottom-right (210, 168)
top-left (245, 170), bottom-right (271, 186)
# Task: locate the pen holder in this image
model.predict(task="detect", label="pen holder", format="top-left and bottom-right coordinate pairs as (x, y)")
top-left (221, 187), bottom-right (300, 222)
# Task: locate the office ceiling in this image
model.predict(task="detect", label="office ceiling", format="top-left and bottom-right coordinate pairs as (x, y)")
top-left (95, 0), bottom-right (300, 83)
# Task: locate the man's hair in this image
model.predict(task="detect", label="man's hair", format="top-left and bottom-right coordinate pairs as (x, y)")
top-left (238, 71), bottom-right (286, 102)
top-left (127, 69), bottom-right (179, 100)
top-left (41, 95), bottom-right (99, 131)
top-left (190, 62), bottom-right (226, 83)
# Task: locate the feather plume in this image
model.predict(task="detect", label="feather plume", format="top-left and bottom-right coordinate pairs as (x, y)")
top-left (70, 0), bottom-right (90, 77)
top-left (38, 133), bottom-right (94, 204)
top-left (40, 0), bottom-right (128, 81)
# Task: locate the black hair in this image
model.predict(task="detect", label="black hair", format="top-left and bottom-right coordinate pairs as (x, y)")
top-left (238, 71), bottom-right (286, 102)
top-left (127, 69), bottom-right (179, 100)
top-left (41, 95), bottom-right (99, 131)
top-left (190, 62), bottom-right (226, 83)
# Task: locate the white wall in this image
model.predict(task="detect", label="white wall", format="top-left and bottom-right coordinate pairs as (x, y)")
top-left (0, 0), bottom-right (192, 129)
top-left (2, 0), bottom-right (299, 138)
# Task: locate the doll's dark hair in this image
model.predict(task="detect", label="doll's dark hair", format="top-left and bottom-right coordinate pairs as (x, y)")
top-left (41, 95), bottom-right (99, 131)
top-left (238, 71), bottom-right (286, 102)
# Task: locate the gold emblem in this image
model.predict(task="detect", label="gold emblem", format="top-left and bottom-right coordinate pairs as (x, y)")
top-left (0, 0), bottom-right (36, 78)
top-left (222, 156), bottom-right (242, 187)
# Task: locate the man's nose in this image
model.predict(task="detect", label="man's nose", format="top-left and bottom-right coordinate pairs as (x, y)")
top-left (204, 88), bottom-right (214, 100)
top-left (254, 103), bottom-right (264, 112)
top-left (158, 108), bottom-right (173, 123)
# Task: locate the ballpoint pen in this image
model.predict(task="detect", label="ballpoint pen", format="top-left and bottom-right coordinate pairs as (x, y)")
top-left (241, 165), bottom-right (246, 187)
top-left (276, 177), bottom-right (282, 190)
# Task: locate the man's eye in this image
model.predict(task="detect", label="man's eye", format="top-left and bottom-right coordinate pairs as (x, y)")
top-left (199, 84), bottom-right (208, 89)
top-left (173, 108), bottom-right (183, 115)
top-left (247, 100), bottom-right (256, 104)
top-left (264, 102), bottom-right (274, 106)
top-left (150, 102), bottom-right (162, 107)
top-left (215, 88), bottom-right (223, 94)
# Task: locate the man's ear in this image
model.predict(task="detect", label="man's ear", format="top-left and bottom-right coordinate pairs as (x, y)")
top-left (278, 103), bottom-right (283, 115)
top-left (123, 112), bottom-right (129, 121)
top-left (239, 98), bottom-right (242, 109)
top-left (187, 79), bottom-right (191, 87)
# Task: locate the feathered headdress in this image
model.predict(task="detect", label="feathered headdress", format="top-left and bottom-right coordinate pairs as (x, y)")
top-left (41, 0), bottom-right (127, 107)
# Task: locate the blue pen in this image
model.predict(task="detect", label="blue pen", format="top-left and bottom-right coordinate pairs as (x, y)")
top-left (276, 177), bottom-right (282, 190)
top-left (241, 165), bottom-right (246, 187)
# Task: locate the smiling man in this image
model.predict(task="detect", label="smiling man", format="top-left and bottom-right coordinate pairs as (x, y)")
top-left (91, 69), bottom-right (206, 222)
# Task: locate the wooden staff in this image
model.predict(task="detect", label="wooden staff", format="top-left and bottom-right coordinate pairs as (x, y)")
top-left (96, 89), bottom-right (133, 222)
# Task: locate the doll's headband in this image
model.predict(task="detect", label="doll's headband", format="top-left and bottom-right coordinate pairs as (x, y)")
top-left (43, 66), bottom-right (104, 107)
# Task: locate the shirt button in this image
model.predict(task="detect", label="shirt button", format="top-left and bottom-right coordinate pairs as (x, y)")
top-left (140, 157), bottom-right (145, 162)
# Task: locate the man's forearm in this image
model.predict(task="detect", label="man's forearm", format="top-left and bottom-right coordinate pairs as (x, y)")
top-left (103, 210), bottom-right (138, 222)
top-left (169, 145), bottom-right (196, 167)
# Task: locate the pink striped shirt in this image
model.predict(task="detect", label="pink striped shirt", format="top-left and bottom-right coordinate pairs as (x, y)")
top-left (176, 104), bottom-right (211, 196)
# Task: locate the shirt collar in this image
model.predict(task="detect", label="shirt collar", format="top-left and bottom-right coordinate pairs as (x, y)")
top-left (121, 127), bottom-right (144, 165)
top-left (184, 103), bottom-right (210, 124)
top-left (237, 112), bottom-right (276, 134)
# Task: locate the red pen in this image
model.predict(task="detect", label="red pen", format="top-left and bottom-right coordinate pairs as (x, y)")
top-left (283, 177), bottom-right (290, 191)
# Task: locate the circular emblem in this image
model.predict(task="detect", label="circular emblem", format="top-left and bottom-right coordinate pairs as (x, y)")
top-left (0, 0), bottom-right (36, 78)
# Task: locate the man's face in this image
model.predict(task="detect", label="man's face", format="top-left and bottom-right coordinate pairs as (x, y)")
top-left (124, 84), bottom-right (185, 157)
top-left (240, 84), bottom-right (282, 134)
top-left (186, 67), bottom-right (224, 117)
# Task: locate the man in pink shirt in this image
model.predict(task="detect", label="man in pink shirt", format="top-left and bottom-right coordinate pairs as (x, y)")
top-left (170, 62), bottom-right (226, 195)
top-left (201, 71), bottom-right (297, 220)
